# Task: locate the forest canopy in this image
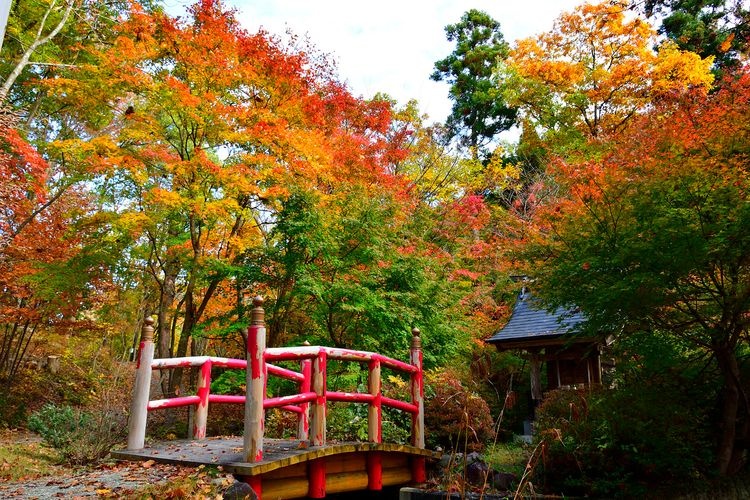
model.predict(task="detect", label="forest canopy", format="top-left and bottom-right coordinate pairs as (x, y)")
top-left (2, 0), bottom-right (750, 492)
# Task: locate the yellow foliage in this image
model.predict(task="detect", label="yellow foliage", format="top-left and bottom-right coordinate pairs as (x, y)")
top-left (117, 212), bottom-right (150, 235)
top-left (147, 187), bottom-right (183, 209)
top-left (505, 1), bottom-right (715, 139)
top-left (651, 41), bottom-right (714, 95)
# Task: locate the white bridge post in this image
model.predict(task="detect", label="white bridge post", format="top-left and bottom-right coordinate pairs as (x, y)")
top-left (127, 316), bottom-right (155, 450)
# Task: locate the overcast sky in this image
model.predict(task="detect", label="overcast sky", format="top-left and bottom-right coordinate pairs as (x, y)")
top-left (166, 0), bottom-right (585, 124)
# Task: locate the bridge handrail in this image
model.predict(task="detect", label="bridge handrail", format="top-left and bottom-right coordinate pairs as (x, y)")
top-left (126, 297), bottom-right (425, 463)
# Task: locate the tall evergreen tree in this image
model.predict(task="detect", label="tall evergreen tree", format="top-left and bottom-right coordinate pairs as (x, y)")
top-left (431, 9), bottom-right (516, 159)
top-left (642, 0), bottom-right (750, 72)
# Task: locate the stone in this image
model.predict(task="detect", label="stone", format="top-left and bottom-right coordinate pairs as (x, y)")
top-left (466, 460), bottom-right (490, 486)
top-left (438, 453), bottom-right (455, 469)
top-left (223, 481), bottom-right (257, 500)
top-left (491, 471), bottom-right (517, 491)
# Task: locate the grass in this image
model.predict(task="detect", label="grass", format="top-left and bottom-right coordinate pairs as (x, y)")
top-left (484, 440), bottom-right (532, 479)
top-left (0, 430), bottom-right (66, 481)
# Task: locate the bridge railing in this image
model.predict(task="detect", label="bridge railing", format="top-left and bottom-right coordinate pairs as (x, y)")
top-left (126, 297), bottom-right (425, 465)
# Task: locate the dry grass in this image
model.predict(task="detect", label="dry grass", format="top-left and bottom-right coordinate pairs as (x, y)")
top-left (0, 430), bottom-right (67, 481)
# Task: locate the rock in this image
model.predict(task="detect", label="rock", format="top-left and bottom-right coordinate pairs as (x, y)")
top-left (438, 453), bottom-right (455, 469)
top-left (466, 460), bottom-right (490, 486)
top-left (223, 481), bottom-right (257, 500)
top-left (465, 451), bottom-right (482, 465)
top-left (491, 471), bottom-right (517, 491)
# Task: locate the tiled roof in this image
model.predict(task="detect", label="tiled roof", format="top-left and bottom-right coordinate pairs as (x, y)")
top-left (486, 289), bottom-right (586, 345)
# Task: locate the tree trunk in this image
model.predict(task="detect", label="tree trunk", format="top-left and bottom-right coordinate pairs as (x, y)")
top-left (169, 287), bottom-right (194, 397)
top-left (156, 261), bottom-right (178, 397)
top-left (715, 343), bottom-right (746, 475)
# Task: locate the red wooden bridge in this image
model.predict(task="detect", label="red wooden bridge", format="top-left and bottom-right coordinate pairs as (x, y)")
top-left (112, 297), bottom-right (438, 499)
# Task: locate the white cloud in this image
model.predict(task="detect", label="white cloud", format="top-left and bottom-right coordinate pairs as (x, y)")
top-left (169, 0), bottom-right (586, 123)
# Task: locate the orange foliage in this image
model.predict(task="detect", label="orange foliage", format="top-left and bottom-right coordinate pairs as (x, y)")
top-left (506, 1), bottom-right (714, 139)
top-left (0, 122), bottom-right (108, 381)
top-left (42, 0), bottom-right (414, 367)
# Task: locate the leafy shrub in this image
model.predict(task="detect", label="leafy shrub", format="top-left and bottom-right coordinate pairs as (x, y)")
top-left (265, 408), bottom-right (299, 439)
top-left (210, 369), bottom-right (245, 395)
top-left (28, 404), bottom-right (89, 450)
top-left (205, 404), bottom-right (245, 436)
top-left (424, 369), bottom-right (494, 451)
top-left (534, 383), bottom-right (713, 497)
top-left (27, 402), bottom-right (127, 465)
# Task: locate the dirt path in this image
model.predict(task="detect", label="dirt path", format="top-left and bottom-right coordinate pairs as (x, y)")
top-left (0, 461), bottom-right (198, 498)
top-left (0, 429), bottom-right (236, 498)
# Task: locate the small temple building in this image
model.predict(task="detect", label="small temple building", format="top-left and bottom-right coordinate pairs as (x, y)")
top-left (486, 285), bottom-right (605, 407)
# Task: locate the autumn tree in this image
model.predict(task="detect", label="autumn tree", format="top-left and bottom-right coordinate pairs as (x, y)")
top-left (533, 71), bottom-right (750, 475)
top-left (432, 9), bottom-right (516, 158)
top-left (503, 2), bottom-right (714, 143)
top-left (641, 0), bottom-right (750, 72)
top-left (0, 115), bottom-right (111, 384)
top-left (45, 1), bottom-right (429, 393)
top-left (0, 0), bottom-right (130, 385)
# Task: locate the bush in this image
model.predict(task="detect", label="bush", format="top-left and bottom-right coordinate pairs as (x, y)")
top-left (424, 369), bottom-right (494, 451)
top-left (319, 374), bottom-right (412, 444)
top-left (533, 383), bottom-right (713, 497)
top-left (28, 404), bottom-right (89, 450)
top-left (265, 408), bottom-right (299, 439)
top-left (27, 402), bottom-right (128, 465)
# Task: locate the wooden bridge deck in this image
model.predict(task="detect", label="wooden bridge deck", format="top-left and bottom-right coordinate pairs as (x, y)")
top-left (113, 437), bottom-right (438, 498)
top-left (112, 436), bottom-right (438, 476)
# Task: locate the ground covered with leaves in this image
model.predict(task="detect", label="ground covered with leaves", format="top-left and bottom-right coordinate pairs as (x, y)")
top-left (0, 430), bottom-right (233, 499)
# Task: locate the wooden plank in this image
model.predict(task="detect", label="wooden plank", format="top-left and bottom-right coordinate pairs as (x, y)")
top-left (382, 452), bottom-right (409, 469)
top-left (326, 471), bottom-right (369, 494)
top-left (383, 466), bottom-right (413, 486)
top-left (262, 477), bottom-right (308, 499)
top-left (326, 453), bottom-right (366, 474)
top-left (262, 461), bottom-right (306, 480)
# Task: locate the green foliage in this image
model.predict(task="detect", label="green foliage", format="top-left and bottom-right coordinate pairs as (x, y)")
top-left (241, 187), bottom-right (469, 366)
top-left (28, 404), bottom-right (87, 450)
top-left (210, 369), bottom-right (245, 395)
top-left (643, 0), bottom-right (750, 72)
top-left (532, 77), bottom-right (750, 474)
top-left (432, 9), bottom-right (517, 156)
top-left (484, 441), bottom-right (530, 479)
top-left (534, 379), bottom-right (714, 497)
top-left (27, 403), bottom-right (127, 465)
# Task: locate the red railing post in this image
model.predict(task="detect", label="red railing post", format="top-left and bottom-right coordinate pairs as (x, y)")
top-left (298, 345), bottom-right (312, 441)
top-left (410, 327), bottom-right (426, 483)
top-left (244, 296), bottom-right (266, 463)
top-left (128, 316), bottom-right (155, 450)
top-left (193, 359), bottom-right (212, 439)
top-left (308, 348), bottom-right (327, 498)
top-left (310, 349), bottom-right (327, 447)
